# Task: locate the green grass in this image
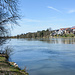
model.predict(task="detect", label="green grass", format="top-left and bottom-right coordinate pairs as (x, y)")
top-left (0, 55), bottom-right (28, 75)
top-left (0, 57), bottom-right (6, 61)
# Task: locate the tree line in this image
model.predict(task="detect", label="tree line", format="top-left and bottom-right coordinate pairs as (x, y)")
top-left (13, 28), bottom-right (52, 38)
top-left (11, 27), bottom-right (75, 38)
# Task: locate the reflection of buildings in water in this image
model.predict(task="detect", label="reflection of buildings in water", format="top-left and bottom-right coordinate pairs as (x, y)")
top-left (61, 38), bottom-right (75, 44)
top-left (43, 38), bottom-right (75, 44)
top-left (64, 39), bottom-right (70, 44)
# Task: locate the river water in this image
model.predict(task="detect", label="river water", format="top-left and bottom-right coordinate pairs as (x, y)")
top-left (5, 38), bottom-right (75, 75)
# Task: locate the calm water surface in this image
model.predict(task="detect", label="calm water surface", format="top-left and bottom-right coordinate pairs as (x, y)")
top-left (6, 38), bottom-right (75, 75)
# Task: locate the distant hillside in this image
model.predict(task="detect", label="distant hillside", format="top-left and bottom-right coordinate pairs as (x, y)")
top-left (15, 28), bottom-right (51, 38)
top-left (11, 26), bottom-right (75, 38)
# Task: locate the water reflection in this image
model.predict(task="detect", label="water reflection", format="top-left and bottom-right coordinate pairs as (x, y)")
top-left (16, 38), bottom-right (75, 44)
top-left (7, 38), bottom-right (75, 75)
top-left (40, 38), bottom-right (75, 44)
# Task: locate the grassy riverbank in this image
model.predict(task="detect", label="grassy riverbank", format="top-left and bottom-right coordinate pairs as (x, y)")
top-left (0, 54), bottom-right (28, 75)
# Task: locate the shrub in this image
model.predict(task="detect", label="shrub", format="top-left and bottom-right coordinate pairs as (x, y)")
top-left (4, 46), bottom-right (13, 60)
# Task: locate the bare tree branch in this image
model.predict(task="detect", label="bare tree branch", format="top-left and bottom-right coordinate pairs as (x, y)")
top-left (0, 0), bottom-right (20, 46)
top-left (0, 0), bottom-right (20, 36)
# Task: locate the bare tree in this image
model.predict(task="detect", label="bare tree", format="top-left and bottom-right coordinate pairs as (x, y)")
top-left (0, 0), bottom-right (20, 36)
top-left (0, 0), bottom-right (20, 48)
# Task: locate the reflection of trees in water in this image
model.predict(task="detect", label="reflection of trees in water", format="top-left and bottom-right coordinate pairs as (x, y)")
top-left (16, 38), bottom-right (75, 44)
top-left (21, 38), bottom-right (75, 44)
top-left (62, 38), bottom-right (75, 44)
top-left (40, 38), bottom-right (75, 44)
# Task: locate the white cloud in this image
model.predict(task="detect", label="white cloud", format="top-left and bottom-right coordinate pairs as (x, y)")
top-left (47, 6), bottom-right (62, 13)
top-left (22, 18), bottom-right (41, 22)
top-left (68, 10), bottom-right (75, 13)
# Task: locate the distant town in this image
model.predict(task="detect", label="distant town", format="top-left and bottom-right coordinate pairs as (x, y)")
top-left (51, 26), bottom-right (75, 36)
top-left (10, 26), bottom-right (75, 38)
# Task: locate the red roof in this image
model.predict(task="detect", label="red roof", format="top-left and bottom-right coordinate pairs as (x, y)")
top-left (71, 28), bottom-right (75, 29)
top-left (60, 28), bottom-right (65, 30)
top-left (60, 26), bottom-right (75, 30)
top-left (65, 28), bottom-right (70, 30)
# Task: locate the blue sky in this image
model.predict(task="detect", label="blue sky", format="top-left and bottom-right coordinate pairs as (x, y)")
top-left (11, 0), bottom-right (75, 36)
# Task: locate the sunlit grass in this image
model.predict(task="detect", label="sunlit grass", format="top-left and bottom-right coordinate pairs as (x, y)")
top-left (0, 56), bottom-right (28, 75)
top-left (0, 57), bottom-right (6, 61)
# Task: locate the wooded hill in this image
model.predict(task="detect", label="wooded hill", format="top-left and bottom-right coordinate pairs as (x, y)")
top-left (13, 29), bottom-right (52, 38)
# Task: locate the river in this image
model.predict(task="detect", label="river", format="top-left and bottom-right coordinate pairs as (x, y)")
top-left (5, 38), bottom-right (75, 75)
